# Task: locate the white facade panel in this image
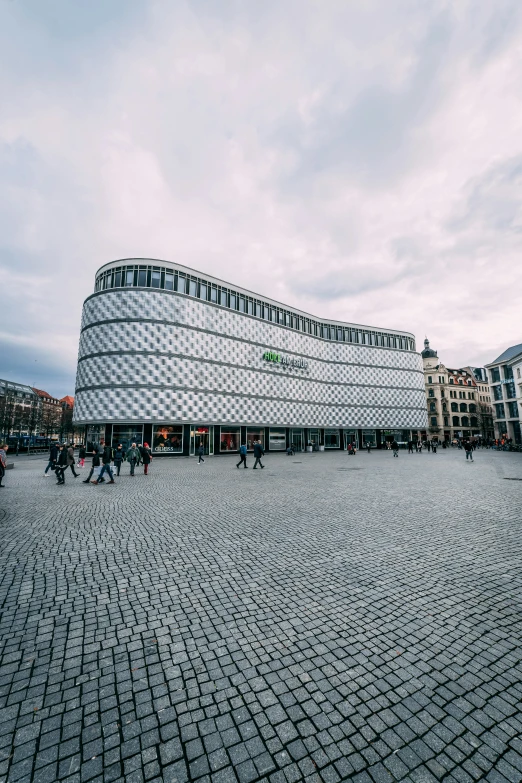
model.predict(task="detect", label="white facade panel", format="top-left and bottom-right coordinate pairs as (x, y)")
top-left (74, 286), bottom-right (427, 430)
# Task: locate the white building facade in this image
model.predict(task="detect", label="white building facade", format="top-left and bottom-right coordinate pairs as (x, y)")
top-left (73, 259), bottom-right (428, 454)
top-left (485, 343), bottom-right (522, 444)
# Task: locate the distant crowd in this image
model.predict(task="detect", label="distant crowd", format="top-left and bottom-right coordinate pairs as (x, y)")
top-left (43, 440), bottom-right (152, 485)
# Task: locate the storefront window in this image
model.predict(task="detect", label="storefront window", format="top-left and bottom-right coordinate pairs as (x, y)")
top-left (269, 428), bottom-right (286, 451)
top-left (344, 429), bottom-right (358, 449)
top-left (152, 425), bottom-right (183, 453)
top-left (220, 427), bottom-right (240, 452)
top-left (362, 430), bottom-right (376, 447)
top-left (308, 429), bottom-right (321, 448)
top-left (86, 424), bottom-right (105, 452)
top-left (246, 428), bottom-right (264, 451)
top-left (111, 425), bottom-right (144, 452)
top-left (324, 429), bottom-right (340, 448)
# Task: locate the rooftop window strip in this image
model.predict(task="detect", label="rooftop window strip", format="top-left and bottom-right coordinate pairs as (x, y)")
top-left (93, 263), bottom-right (415, 350)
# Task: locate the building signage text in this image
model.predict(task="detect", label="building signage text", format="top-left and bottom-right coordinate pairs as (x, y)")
top-left (263, 351), bottom-right (309, 370)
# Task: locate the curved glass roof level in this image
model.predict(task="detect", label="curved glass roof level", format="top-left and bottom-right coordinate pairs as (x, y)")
top-left (93, 258), bottom-right (417, 353)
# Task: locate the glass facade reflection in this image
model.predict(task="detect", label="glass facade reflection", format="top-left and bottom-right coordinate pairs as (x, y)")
top-left (324, 429), bottom-right (340, 448)
top-left (246, 428), bottom-right (264, 451)
top-left (111, 425), bottom-right (144, 451)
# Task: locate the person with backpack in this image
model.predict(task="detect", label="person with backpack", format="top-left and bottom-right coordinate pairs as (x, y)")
top-left (141, 443), bottom-right (152, 474)
top-left (113, 444), bottom-right (125, 476)
top-left (92, 440), bottom-right (115, 484)
top-left (126, 443), bottom-right (139, 476)
top-left (236, 443), bottom-right (248, 469)
top-left (44, 442), bottom-right (59, 476)
top-left (253, 440), bottom-right (265, 469)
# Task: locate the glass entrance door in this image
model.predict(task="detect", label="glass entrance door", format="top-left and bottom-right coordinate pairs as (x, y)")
top-left (343, 430), bottom-right (359, 450)
top-left (290, 428), bottom-right (303, 452)
top-left (190, 426), bottom-right (214, 456)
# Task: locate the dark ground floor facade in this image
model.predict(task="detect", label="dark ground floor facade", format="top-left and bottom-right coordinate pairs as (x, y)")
top-left (84, 423), bottom-right (424, 456)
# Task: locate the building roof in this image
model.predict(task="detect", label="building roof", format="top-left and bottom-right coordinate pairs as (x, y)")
top-left (0, 378), bottom-right (39, 397)
top-left (421, 337), bottom-right (438, 359)
top-left (60, 395), bottom-right (74, 407)
top-left (33, 387), bottom-right (53, 399)
top-left (488, 343), bottom-right (522, 366)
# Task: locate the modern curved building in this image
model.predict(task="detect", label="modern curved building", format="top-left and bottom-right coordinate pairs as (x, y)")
top-left (73, 258), bottom-right (428, 455)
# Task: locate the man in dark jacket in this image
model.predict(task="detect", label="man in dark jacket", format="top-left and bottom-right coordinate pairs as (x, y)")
top-left (44, 443), bottom-right (59, 476)
top-left (92, 440), bottom-right (115, 484)
top-left (253, 440), bottom-right (265, 469)
top-left (83, 448), bottom-right (101, 483)
top-left (391, 440), bottom-right (399, 458)
top-left (55, 445), bottom-right (68, 484)
top-left (113, 444), bottom-right (125, 476)
top-left (464, 441), bottom-right (474, 461)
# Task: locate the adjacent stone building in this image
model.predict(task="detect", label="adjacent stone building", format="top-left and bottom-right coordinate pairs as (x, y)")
top-left (420, 339), bottom-right (493, 442)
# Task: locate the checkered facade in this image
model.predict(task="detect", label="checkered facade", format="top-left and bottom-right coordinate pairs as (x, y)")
top-left (73, 289), bottom-right (428, 428)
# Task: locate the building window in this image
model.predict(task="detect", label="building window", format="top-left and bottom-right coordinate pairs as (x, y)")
top-left (324, 429), bottom-right (340, 448)
top-left (461, 416), bottom-right (469, 427)
top-left (452, 416), bottom-right (460, 426)
top-left (246, 428), bottom-right (265, 451)
top-left (220, 427), bottom-right (240, 452)
top-left (111, 425), bottom-right (144, 452)
top-left (428, 376), bottom-right (432, 384)
top-left (451, 403), bottom-right (458, 412)
top-left (444, 416), bottom-right (449, 426)
top-left (493, 385), bottom-right (503, 401)
top-left (440, 388), bottom-right (445, 397)
top-left (459, 403), bottom-right (467, 412)
top-left (430, 417), bottom-right (437, 426)
top-left (495, 403), bottom-right (506, 419)
top-left (470, 417), bottom-right (478, 427)
top-left (490, 367), bottom-right (500, 383)
top-left (152, 425), bottom-right (183, 453)
top-left (439, 376), bottom-right (444, 383)
top-left (505, 381), bottom-right (516, 399)
top-left (469, 404), bottom-right (476, 413)
top-left (430, 403), bottom-right (436, 412)
top-left (508, 401), bottom-right (519, 418)
top-left (269, 429), bottom-right (286, 451)
top-left (428, 389), bottom-right (434, 397)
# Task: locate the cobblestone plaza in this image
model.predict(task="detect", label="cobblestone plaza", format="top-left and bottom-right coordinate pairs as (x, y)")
top-left (1, 449), bottom-right (522, 783)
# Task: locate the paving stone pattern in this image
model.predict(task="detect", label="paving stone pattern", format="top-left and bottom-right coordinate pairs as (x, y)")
top-left (1, 449), bottom-right (522, 783)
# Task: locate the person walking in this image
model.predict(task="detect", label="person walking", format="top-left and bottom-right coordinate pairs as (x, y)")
top-left (65, 443), bottom-right (79, 479)
top-left (197, 443), bottom-right (205, 465)
top-left (0, 443), bottom-right (7, 488)
top-left (253, 440), bottom-right (265, 469)
top-left (44, 442), bottom-right (59, 476)
top-left (464, 441), bottom-right (474, 462)
top-left (236, 443), bottom-right (248, 469)
top-left (136, 444), bottom-right (143, 467)
top-left (78, 445), bottom-right (86, 467)
top-left (55, 444), bottom-right (68, 484)
top-left (427, 441), bottom-right (431, 452)
top-left (141, 443), bottom-right (152, 474)
top-left (126, 442), bottom-right (139, 476)
top-left (391, 439), bottom-right (399, 458)
top-left (92, 440), bottom-right (115, 484)
top-left (408, 440), bottom-right (414, 454)
top-left (113, 444), bottom-right (125, 476)
top-left (366, 441), bottom-right (371, 454)
top-left (432, 441), bottom-right (438, 454)
top-left (83, 448), bottom-right (101, 483)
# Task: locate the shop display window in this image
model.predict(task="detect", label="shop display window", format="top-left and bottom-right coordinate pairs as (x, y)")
top-left (247, 428), bottom-right (265, 451)
top-left (152, 425), bottom-right (183, 453)
top-left (220, 427), bottom-right (240, 452)
top-left (269, 428), bottom-right (286, 451)
top-left (324, 429), bottom-right (340, 448)
top-left (111, 425), bottom-right (144, 452)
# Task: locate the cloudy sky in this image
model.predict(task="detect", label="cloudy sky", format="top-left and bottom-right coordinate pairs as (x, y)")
top-left (1, 0), bottom-right (522, 397)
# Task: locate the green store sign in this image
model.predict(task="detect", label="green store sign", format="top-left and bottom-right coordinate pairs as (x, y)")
top-left (263, 351), bottom-right (309, 370)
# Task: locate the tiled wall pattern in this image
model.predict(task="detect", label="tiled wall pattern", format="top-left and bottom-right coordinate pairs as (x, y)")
top-left (74, 289), bottom-right (428, 428)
